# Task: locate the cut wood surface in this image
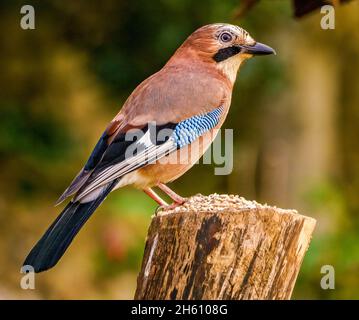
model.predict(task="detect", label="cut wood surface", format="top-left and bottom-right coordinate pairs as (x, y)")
top-left (135, 194), bottom-right (316, 300)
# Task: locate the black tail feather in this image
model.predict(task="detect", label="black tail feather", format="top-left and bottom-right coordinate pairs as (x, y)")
top-left (23, 180), bottom-right (118, 273)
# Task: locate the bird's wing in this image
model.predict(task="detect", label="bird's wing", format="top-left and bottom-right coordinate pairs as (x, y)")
top-left (75, 106), bottom-right (224, 201)
top-left (55, 116), bottom-right (125, 205)
top-left (57, 65), bottom-right (230, 203)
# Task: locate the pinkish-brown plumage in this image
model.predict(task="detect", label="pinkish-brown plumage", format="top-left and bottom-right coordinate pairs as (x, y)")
top-left (24, 23), bottom-right (275, 273)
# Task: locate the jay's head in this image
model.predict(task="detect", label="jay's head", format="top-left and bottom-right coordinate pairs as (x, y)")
top-left (171, 23), bottom-right (275, 83)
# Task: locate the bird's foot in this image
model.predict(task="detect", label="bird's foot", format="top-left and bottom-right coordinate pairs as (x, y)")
top-left (155, 198), bottom-right (186, 215)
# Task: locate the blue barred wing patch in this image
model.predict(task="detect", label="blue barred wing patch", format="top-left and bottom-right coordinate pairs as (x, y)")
top-left (172, 107), bottom-right (223, 148)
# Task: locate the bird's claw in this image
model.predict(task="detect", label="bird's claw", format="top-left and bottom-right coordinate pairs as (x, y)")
top-left (155, 199), bottom-right (186, 215)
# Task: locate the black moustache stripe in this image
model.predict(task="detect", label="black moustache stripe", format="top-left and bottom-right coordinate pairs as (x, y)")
top-left (213, 46), bottom-right (242, 62)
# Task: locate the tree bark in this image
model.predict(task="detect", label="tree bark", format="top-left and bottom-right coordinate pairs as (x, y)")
top-left (135, 194), bottom-right (316, 300)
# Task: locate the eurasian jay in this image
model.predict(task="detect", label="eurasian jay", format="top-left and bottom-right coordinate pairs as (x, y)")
top-left (24, 23), bottom-right (275, 272)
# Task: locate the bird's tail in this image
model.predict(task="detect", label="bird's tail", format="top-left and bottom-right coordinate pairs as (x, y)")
top-left (23, 179), bottom-right (118, 273)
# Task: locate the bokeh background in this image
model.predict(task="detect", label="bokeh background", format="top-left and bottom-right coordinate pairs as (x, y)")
top-left (1, 0), bottom-right (359, 299)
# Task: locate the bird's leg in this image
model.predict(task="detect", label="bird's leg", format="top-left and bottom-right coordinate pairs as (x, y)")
top-left (157, 183), bottom-right (186, 206)
top-left (143, 188), bottom-right (168, 206)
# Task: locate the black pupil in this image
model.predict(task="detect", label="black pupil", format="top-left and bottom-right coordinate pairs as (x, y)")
top-left (221, 33), bottom-right (231, 42)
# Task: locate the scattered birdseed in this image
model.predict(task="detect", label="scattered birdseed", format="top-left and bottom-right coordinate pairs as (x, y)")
top-left (157, 193), bottom-right (297, 216)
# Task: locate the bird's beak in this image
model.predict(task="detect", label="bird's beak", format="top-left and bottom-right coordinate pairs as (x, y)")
top-left (240, 42), bottom-right (276, 56)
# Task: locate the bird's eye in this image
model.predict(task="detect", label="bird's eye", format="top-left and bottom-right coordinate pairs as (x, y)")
top-left (220, 32), bottom-right (233, 43)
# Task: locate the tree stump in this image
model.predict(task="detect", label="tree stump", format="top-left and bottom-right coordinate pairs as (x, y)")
top-left (135, 194), bottom-right (316, 300)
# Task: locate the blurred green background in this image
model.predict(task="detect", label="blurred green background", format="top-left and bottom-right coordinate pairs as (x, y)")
top-left (0, 0), bottom-right (359, 299)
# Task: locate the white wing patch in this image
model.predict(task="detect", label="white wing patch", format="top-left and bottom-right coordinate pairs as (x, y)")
top-left (74, 137), bottom-right (176, 201)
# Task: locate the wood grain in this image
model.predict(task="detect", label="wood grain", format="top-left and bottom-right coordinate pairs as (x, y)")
top-left (135, 194), bottom-right (316, 300)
